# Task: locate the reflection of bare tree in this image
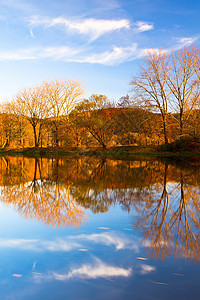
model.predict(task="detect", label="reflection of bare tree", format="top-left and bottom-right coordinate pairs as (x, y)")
top-left (72, 159), bottom-right (163, 213)
top-left (0, 155), bottom-right (199, 261)
top-left (0, 157), bottom-right (85, 228)
top-left (71, 158), bottom-right (114, 213)
top-left (133, 163), bottom-right (200, 262)
top-left (172, 172), bottom-right (200, 262)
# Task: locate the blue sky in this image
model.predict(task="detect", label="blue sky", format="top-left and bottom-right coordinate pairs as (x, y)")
top-left (0, 0), bottom-right (200, 102)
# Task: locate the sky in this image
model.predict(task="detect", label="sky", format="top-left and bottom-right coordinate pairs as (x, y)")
top-left (0, 0), bottom-right (200, 103)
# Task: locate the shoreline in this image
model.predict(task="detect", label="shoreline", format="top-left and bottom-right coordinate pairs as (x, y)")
top-left (0, 145), bottom-right (200, 158)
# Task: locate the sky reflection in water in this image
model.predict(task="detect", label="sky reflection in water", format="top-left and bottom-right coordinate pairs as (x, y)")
top-left (0, 156), bottom-right (199, 300)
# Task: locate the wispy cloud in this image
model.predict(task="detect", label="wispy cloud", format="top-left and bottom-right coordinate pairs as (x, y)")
top-left (0, 238), bottom-right (39, 250)
top-left (0, 46), bottom-right (80, 61)
top-left (29, 28), bottom-right (34, 38)
top-left (33, 258), bottom-right (132, 282)
top-left (141, 48), bottom-right (168, 56)
top-left (0, 44), bottom-right (140, 65)
top-left (0, 237), bottom-right (80, 252)
top-left (68, 258), bottom-right (132, 279)
top-left (29, 16), bottom-right (130, 40)
top-left (139, 264), bottom-right (156, 275)
top-left (0, 49), bottom-right (37, 60)
top-left (0, 232), bottom-right (139, 252)
top-left (75, 44), bottom-right (139, 65)
top-left (175, 36), bottom-right (199, 48)
top-left (0, 35), bottom-right (196, 66)
top-left (0, 0), bottom-right (37, 15)
top-left (134, 21), bottom-right (154, 32)
top-left (140, 36), bottom-right (199, 59)
top-left (28, 16), bottom-right (155, 40)
top-left (73, 232), bottom-right (140, 251)
top-left (144, 239), bottom-right (169, 248)
top-left (39, 46), bottom-right (80, 59)
top-left (41, 239), bottom-right (80, 252)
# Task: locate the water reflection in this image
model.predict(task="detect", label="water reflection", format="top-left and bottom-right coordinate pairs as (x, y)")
top-left (0, 155), bottom-right (199, 262)
top-left (0, 157), bottom-right (85, 228)
top-left (133, 162), bottom-right (200, 262)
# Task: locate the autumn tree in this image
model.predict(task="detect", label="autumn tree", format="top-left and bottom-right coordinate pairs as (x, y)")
top-left (115, 95), bottom-right (160, 145)
top-left (75, 94), bottom-right (114, 149)
top-left (186, 109), bottom-right (200, 139)
top-left (42, 79), bottom-right (84, 146)
top-left (56, 111), bottom-right (86, 147)
top-left (0, 105), bottom-right (18, 147)
top-left (1, 101), bottom-right (30, 147)
top-left (12, 85), bottom-right (50, 147)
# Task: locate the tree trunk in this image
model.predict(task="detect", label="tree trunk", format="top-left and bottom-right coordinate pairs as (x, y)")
top-left (162, 114), bottom-right (168, 144)
top-left (55, 124), bottom-right (59, 146)
top-left (88, 129), bottom-right (107, 149)
top-left (33, 125), bottom-right (39, 147)
top-left (180, 110), bottom-right (183, 136)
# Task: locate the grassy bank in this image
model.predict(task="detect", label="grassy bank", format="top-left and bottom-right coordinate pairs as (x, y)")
top-left (1, 142), bottom-right (200, 158)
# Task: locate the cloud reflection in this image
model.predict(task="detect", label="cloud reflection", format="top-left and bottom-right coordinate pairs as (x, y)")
top-left (68, 258), bottom-right (132, 279)
top-left (0, 238), bottom-right (80, 252)
top-left (73, 232), bottom-right (140, 251)
top-left (0, 232), bottom-right (140, 252)
top-left (139, 264), bottom-right (156, 275)
top-left (33, 258), bottom-right (132, 282)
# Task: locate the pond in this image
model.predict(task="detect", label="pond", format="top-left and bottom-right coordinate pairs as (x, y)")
top-left (0, 155), bottom-right (199, 299)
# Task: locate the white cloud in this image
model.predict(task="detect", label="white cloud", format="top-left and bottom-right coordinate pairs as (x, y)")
top-left (144, 239), bottom-right (169, 248)
top-left (0, 239), bottom-right (39, 250)
top-left (0, 49), bottom-right (37, 60)
top-left (73, 232), bottom-right (140, 251)
top-left (39, 46), bottom-right (80, 59)
top-left (0, 46), bottom-right (79, 61)
top-left (74, 43), bottom-right (139, 65)
top-left (0, 232), bottom-right (139, 252)
top-left (0, 44), bottom-right (141, 65)
top-left (0, 36), bottom-right (195, 67)
top-left (138, 36), bottom-right (199, 59)
top-left (139, 264), bottom-right (156, 275)
top-left (0, 238), bottom-right (80, 252)
top-left (41, 239), bottom-right (80, 252)
top-left (68, 258), bottom-right (132, 279)
top-left (29, 28), bottom-right (34, 38)
top-left (0, 43), bottom-right (177, 66)
top-left (33, 258), bottom-right (132, 281)
top-left (141, 48), bottom-right (168, 57)
top-left (175, 36), bottom-right (199, 48)
top-left (135, 21), bottom-right (154, 32)
top-left (0, 0), bottom-right (36, 14)
top-left (29, 16), bottom-right (130, 40)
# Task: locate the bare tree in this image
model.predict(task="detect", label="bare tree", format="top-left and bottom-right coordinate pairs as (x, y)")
top-left (167, 45), bottom-right (200, 136)
top-left (131, 48), bottom-right (170, 144)
top-left (42, 79), bottom-right (84, 146)
top-left (12, 85), bottom-right (50, 147)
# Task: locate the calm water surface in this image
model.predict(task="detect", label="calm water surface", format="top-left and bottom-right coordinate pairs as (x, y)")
top-left (0, 155), bottom-right (199, 300)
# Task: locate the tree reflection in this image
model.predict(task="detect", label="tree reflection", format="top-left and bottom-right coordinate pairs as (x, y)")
top-left (0, 155), bottom-right (199, 261)
top-left (133, 163), bottom-right (200, 262)
top-left (0, 157), bottom-right (85, 228)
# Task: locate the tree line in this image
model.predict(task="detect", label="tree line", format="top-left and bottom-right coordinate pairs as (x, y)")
top-left (1, 45), bottom-right (200, 149)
